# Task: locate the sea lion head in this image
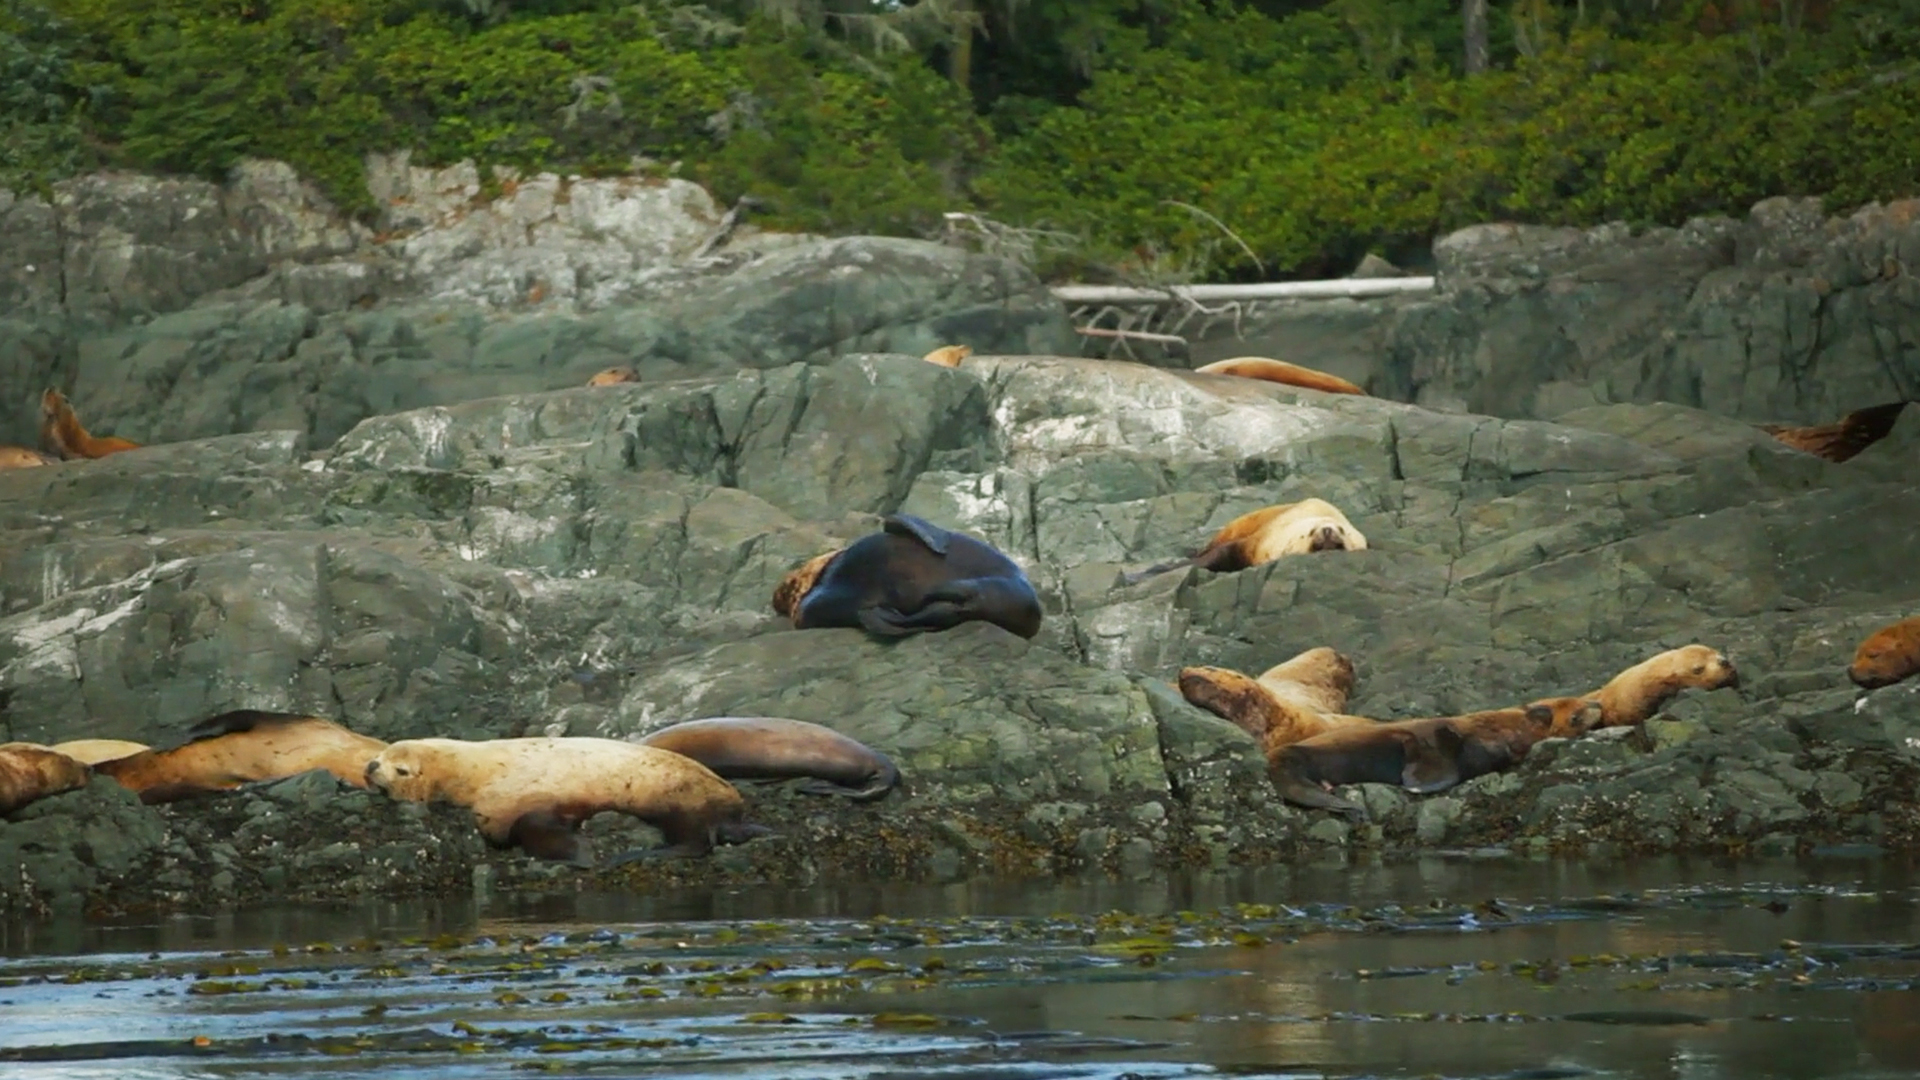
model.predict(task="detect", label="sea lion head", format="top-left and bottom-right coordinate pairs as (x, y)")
top-left (1675, 644), bottom-right (1739, 691)
top-left (587, 366), bottom-right (639, 387)
top-left (364, 739), bottom-right (458, 802)
top-left (1528, 696), bottom-right (1605, 740)
top-left (1307, 524), bottom-right (1350, 552)
top-left (771, 549), bottom-right (841, 620)
top-left (1849, 619), bottom-right (1919, 690)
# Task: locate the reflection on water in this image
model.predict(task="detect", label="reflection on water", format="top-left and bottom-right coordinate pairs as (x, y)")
top-left (1, 852), bottom-right (1916, 1079)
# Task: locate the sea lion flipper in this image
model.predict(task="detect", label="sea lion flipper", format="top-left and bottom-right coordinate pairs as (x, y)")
top-left (1277, 777), bottom-right (1368, 821)
top-left (794, 777), bottom-right (894, 802)
top-left (881, 513), bottom-right (951, 556)
top-left (1402, 727), bottom-right (1464, 793)
top-left (184, 709), bottom-right (318, 743)
top-left (856, 605), bottom-right (933, 638)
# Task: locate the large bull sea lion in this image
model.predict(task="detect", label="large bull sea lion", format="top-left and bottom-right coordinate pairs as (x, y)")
top-left (40, 388), bottom-right (140, 460)
top-left (1849, 616), bottom-right (1920, 689)
top-left (1193, 357), bottom-right (1367, 396)
top-left (363, 736), bottom-right (769, 866)
top-left (783, 514), bottom-right (1043, 639)
top-left (1122, 498), bottom-right (1367, 586)
top-left (637, 717), bottom-right (901, 801)
top-left (94, 711), bottom-right (388, 803)
top-left (0, 743), bottom-right (93, 814)
top-left (1272, 696), bottom-right (1602, 820)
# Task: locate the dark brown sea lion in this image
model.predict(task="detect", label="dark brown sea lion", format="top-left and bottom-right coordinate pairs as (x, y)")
top-left (363, 736), bottom-right (769, 866)
top-left (1272, 696), bottom-right (1602, 820)
top-left (0, 743), bottom-right (94, 814)
top-left (1758, 401), bottom-right (1909, 463)
top-left (40, 388), bottom-right (140, 459)
top-left (787, 514), bottom-right (1043, 639)
top-left (637, 717), bottom-right (900, 801)
top-left (1849, 616), bottom-right (1920, 690)
top-left (94, 711), bottom-right (388, 803)
top-left (1122, 498), bottom-right (1367, 585)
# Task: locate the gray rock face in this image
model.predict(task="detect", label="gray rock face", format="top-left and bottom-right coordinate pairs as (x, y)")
top-left (3, 347), bottom-right (1916, 911)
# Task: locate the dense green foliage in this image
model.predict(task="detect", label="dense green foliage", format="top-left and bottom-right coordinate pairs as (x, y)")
top-left (3, 0), bottom-right (1917, 279)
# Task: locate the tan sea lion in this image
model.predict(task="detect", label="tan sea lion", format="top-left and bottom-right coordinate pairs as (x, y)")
top-left (40, 388), bottom-right (140, 459)
top-left (0, 742), bottom-right (94, 814)
top-left (1272, 696), bottom-right (1602, 820)
top-left (1849, 616), bottom-right (1920, 690)
top-left (922, 345), bottom-right (972, 368)
top-left (0, 445), bottom-right (56, 470)
top-left (94, 711), bottom-right (388, 803)
top-left (363, 736), bottom-right (770, 866)
top-left (1194, 357), bottom-right (1367, 396)
top-left (1758, 402), bottom-right (1909, 463)
top-left (771, 549), bottom-right (842, 619)
top-left (1581, 645), bottom-right (1740, 730)
top-left (1122, 498), bottom-right (1367, 585)
top-left (1179, 647), bottom-right (1373, 757)
top-left (48, 738), bottom-right (151, 765)
top-left (637, 717), bottom-right (900, 801)
top-left (586, 366), bottom-right (639, 387)
top-left (786, 514), bottom-right (1043, 639)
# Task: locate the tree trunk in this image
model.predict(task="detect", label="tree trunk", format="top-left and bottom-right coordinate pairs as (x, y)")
top-left (1463, 0), bottom-right (1489, 74)
top-left (948, 0), bottom-right (975, 96)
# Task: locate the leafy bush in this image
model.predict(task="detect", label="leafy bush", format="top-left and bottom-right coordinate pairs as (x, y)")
top-left (0, 0), bottom-right (90, 194)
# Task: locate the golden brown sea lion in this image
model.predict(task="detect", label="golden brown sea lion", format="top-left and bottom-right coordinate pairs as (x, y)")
top-left (786, 514), bottom-right (1043, 639)
top-left (363, 736), bottom-right (770, 866)
top-left (1581, 645), bottom-right (1740, 730)
top-left (771, 550), bottom-right (842, 619)
top-left (637, 717), bottom-right (900, 801)
top-left (48, 738), bottom-right (151, 765)
top-left (1122, 498), bottom-right (1368, 585)
top-left (40, 388), bottom-right (140, 460)
top-left (1194, 357), bottom-right (1367, 396)
top-left (0, 445), bottom-right (56, 470)
top-left (1758, 402), bottom-right (1909, 463)
top-left (1849, 616), bottom-right (1920, 690)
top-left (922, 345), bottom-right (972, 369)
top-left (1272, 696), bottom-right (1602, 820)
top-left (586, 366), bottom-right (639, 387)
top-left (94, 711), bottom-right (388, 803)
top-left (0, 742), bottom-right (94, 814)
top-left (1179, 647), bottom-right (1373, 757)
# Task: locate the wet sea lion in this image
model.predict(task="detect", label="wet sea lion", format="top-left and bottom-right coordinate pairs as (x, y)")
top-left (48, 738), bottom-right (151, 765)
top-left (771, 549), bottom-right (842, 620)
top-left (1581, 645), bottom-right (1740, 730)
top-left (363, 736), bottom-right (769, 866)
top-left (1758, 401), bottom-right (1909, 463)
top-left (40, 388), bottom-right (140, 460)
top-left (1849, 616), bottom-right (1920, 690)
top-left (0, 742), bottom-right (94, 814)
top-left (1122, 498), bottom-right (1367, 585)
top-left (94, 711), bottom-right (388, 803)
top-left (586, 366), bottom-right (639, 387)
top-left (922, 345), bottom-right (972, 368)
top-left (1194, 357), bottom-right (1367, 396)
top-left (1272, 696), bottom-right (1602, 820)
top-left (0, 445), bottom-right (56, 470)
top-left (1179, 647), bottom-right (1373, 757)
top-left (788, 514), bottom-right (1043, 639)
top-left (637, 717), bottom-right (900, 801)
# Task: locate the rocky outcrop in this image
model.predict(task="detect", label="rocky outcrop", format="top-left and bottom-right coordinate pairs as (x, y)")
top-left (2, 354), bottom-right (1914, 913)
top-left (1193, 196), bottom-right (1920, 425)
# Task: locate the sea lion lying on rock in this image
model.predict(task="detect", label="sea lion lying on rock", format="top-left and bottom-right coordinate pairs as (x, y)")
top-left (364, 736), bottom-right (770, 866)
top-left (48, 738), bottom-right (151, 765)
top-left (0, 743), bottom-right (93, 814)
top-left (1758, 401), bottom-right (1909, 463)
top-left (586, 366), bottom-right (639, 386)
top-left (779, 514), bottom-right (1043, 639)
top-left (1179, 647), bottom-right (1374, 757)
top-left (1193, 357), bottom-right (1367, 396)
top-left (1578, 645), bottom-right (1740, 731)
top-left (1123, 498), bottom-right (1367, 585)
top-left (95, 711), bottom-right (388, 803)
top-left (1273, 696), bottom-right (1602, 820)
top-left (1849, 616), bottom-right (1920, 689)
top-left (40, 388), bottom-right (140, 459)
top-left (0, 445), bottom-right (56, 470)
top-left (638, 717), bottom-right (901, 801)
top-left (922, 344), bottom-right (972, 368)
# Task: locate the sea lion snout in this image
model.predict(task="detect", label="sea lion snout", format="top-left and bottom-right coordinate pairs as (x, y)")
top-left (1721, 659), bottom-right (1741, 689)
top-left (364, 758), bottom-right (383, 784)
top-left (1308, 525), bottom-right (1348, 552)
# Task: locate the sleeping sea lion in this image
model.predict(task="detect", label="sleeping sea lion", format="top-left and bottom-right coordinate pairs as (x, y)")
top-left (363, 736), bottom-right (770, 866)
top-left (1193, 357), bottom-right (1367, 396)
top-left (1179, 646), bottom-right (1374, 758)
top-left (0, 445), bottom-right (56, 470)
top-left (1581, 645), bottom-right (1740, 730)
top-left (1757, 402), bottom-right (1909, 463)
top-left (637, 717), bottom-right (900, 801)
top-left (587, 366), bottom-right (639, 387)
top-left (0, 742), bottom-right (94, 814)
top-left (40, 388), bottom-right (140, 459)
top-left (786, 514), bottom-right (1043, 639)
top-left (1122, 498), bottom-right (1367, 585)
top-left (1272, 696), bottom-right (1602, 820)
top-left (771, 550), bottom-right (842, 620)
top-left (922, 345), bottom-right (972, 368)
top-left (48, 738), bottom-right (151, 765)
top-left (1849, 616), bottom-right (1920, 689)
top-left (94, 711), bottom-right (388, 803)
